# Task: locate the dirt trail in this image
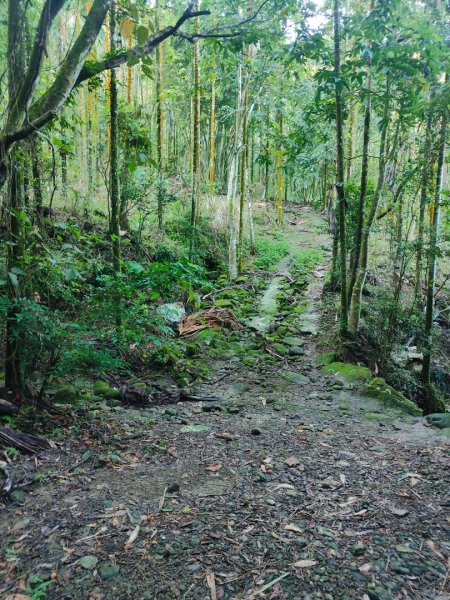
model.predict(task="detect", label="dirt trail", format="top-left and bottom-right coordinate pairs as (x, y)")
top-left (1, 207), bottom-right (449, 600)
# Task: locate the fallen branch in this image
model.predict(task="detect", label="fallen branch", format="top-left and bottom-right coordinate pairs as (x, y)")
top-left (0, 427), bottom-right (50, 453)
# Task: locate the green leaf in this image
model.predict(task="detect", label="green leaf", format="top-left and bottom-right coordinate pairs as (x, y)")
top-left (8, 272), bottom-right (18, 287)
top-left (135, 25), bottom-right (149, 45)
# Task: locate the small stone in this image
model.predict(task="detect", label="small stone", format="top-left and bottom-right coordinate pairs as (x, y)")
top-left (80, 555), bottom-right (98, 570)
top-left (10, 490), bottom-right (27, 505)
top-left (350, 542), bottom-right (366, 556)
top-left (251, 428), bottom-right (261, 435)
top-left (167, 482), bottom-right (180, 493)
top-left (164, 408), bottom-right (178, 417)
top-left (99, 564), bottom-right (120, 579)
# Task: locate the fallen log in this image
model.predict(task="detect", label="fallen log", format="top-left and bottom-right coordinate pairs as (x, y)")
top-left (0, 427), bottom-right (50, 453)
top-left (0, 399), bottom-right (19, 416)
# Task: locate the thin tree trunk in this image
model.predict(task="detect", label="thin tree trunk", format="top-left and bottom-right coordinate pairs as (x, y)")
top-left (189, 2), bottom-right (201, 256)
top-left (238, 70), bottom-right (249, 273)
top-left (276, 106), bottom-right (283, 226)
top-left (348, 72), bottom-right (371, 302)
top-left (228, 64), bottom-right (243, 281)
top-left (421, 113), bottom-right (446, 411)
top-left (348, 77), bottom-right (390, 332)
top-left (414, 112), bottom-right (433, 302)
top-left (333, 0), bottom-right (348, 335)
top-left (209, 64), bottom-right (216, 196)
top-left (109, 3), bottom-right (120, 276)
top-left (156, 0), bottom-right (165, 230)
top-left (31, 138), bottom-right (43, 215)
top-left (5, 0), bottom-right (26, 401)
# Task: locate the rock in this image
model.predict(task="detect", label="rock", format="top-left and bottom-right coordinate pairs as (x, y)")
top-left (167, 482), bottom-right (180, 493)
top-left (426, 413), bottom-right (450, 429)
top-left (202, 403), bottom-right (221, 413)
top-left (350, 542), bottom-right (365, 556)
top-left (158, 302), bottom-right (185, 323)
top-left (284, 371), bottom-right (310, 384)
top-left (99, 564), bottom-right (120, 579)
top-left (93, 380), bottom-right (111, 396)
top-left (165, 408), bottom-right (178, 417)
top-left (251, 428), bottom-right (261, 435)
top-left (53, 387), bottom-right (79, 404)
top-left (289, 346), bottom-right (305, 356)
top-left (364, 377), bottom-right (421, 415)
top-left (107, 398), bottom-right (122, 407)
top-left (10, 490), bottom-right (27, 505)
top-left (80, 555), bottom-right (99, 570)
top-left (282, 336), bottom-right (304, 347)
top-left (323, 362), bottom-right (372, 383)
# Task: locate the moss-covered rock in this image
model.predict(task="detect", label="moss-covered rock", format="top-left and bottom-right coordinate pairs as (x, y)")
top-left (93, 380), bottom-right (121, 399)
top-left (314, 352), bottom-right (337, 367)
top-left (53, 387), bottom-right (79, 405)
top-left (323, 361), bottom-right (371, 383)
top-left (363, 377), bottom-right (421, 416)
top-left (93, 380), bottom-right (111, 396)
top-left (426, 413), bottom-right (450, 429)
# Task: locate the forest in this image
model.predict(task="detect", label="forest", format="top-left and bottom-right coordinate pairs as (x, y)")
top-left (0, 0), bottom-right (449, 599)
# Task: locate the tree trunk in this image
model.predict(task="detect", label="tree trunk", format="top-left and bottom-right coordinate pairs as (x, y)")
top-left (238, 70), bottom-right (249, 273)
top-left (333, 0), bottom-right (348, 335)
top-left (209, 64), bottom-right (216, 196)
top-left (189, 1), bottom-right (201, 257)
top-left (5, 0), bottom-right (27, 401)
top-left (31, 138), bottom-right (43, 215)
top-left (276, 106), bottom-right (283, 226)
top-left (348, 77), bottom-right (390, 332)
top-left (348, 72), bottom-right (371, 302)
top-left (228, 64), bottom-right (243, 281)
top-left (156, 0), bottom-right (165, 230)
top-left (421, 113), bottom-right (446, 411)
top-left (414, 112), bottom-right (433, 303)
top-left (109, 3), bottom-right (120, 276)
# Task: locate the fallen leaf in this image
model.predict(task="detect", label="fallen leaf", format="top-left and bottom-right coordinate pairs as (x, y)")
top-left (354, 509), bottom-right (368, 517)
top-left (390, 507), bottom-right (409, 517)
top-left (285, 456), bottom-right (300, 467)
top-left (359, 563), bottom-right (372, 573)
top-left (291, 559), bottom-right (317, 568)
top-left (124, 525), bottom-right (140, 548)
top-left (425, 540), bottom-right (445, 561)
top-left (284, 523), bottom-right (302, 534)
top-left (206, 464), bottom-right (222, 473)
top-left (206, 569), bottom-right (217, 600)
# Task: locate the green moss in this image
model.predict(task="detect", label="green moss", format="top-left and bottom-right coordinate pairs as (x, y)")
top-left (213, 299), bottom-right (233, 308)
top-left (93, 380), bottom-right (121, 399)
top-left (314, 352), bottom-right (337, 367)
top-left (363, 377), bottom-right (421, 416)
top-left (93, 380), bottom-right (111, 396)
top-left (323, 361), bottom-right (371, 383)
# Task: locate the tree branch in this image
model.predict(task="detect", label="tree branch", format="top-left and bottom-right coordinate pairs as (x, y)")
top-left (6, 0), bottom-right (68, 131)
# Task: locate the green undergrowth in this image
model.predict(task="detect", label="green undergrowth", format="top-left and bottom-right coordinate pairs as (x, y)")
top-left (252, 235), bottom-right (289, 271)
